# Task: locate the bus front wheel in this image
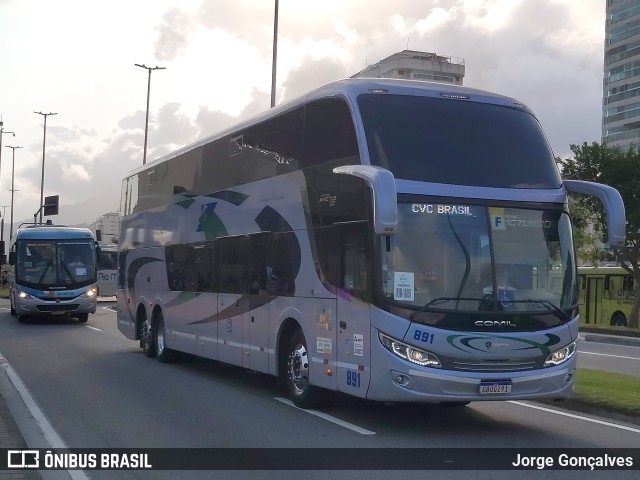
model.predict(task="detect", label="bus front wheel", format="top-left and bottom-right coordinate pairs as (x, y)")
top-left (77, 314), bottom-right (88, 323)
top-left (286, 329), bottom-right (320, 408)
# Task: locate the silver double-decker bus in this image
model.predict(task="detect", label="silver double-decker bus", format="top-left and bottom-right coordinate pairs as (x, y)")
top-left (116, 78), bottom-right (625, 407)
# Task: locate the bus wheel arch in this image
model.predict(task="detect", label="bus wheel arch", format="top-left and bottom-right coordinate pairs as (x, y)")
top-left (610, 311), bottom-right (627, 327)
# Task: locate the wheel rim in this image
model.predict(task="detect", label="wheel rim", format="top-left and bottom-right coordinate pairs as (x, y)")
top-left (288, 342), bottom-right (309, 396)
top-left (142, 318), bottom-right (152, 349)
top-left (157, 317), bottom-right (165, 354)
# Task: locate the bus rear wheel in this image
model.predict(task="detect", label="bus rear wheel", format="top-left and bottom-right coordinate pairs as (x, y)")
top-left (286, 329), bottom-right (320, 408)
top-left (154, 312), bottom-right (176, 363)
top-left (140, 315), bottom-right (156, 358)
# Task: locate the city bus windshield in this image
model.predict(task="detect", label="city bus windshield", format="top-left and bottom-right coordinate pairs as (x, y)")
top-left (379, 202), bottom-right (578, 329)
top-left (15, 239), bottom-right (96, 289)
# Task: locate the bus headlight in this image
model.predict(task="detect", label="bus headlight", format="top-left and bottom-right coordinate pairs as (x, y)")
top-left (84, 288), bottom-right (97, 298)
top-left (544, 341), bottom-right (577, 367)
top-left (18, 290), bottom-right (32, 300)
top-left (378, 332), bottom-right (441, 368)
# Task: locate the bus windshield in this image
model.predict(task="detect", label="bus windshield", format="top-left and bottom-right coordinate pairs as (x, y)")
top-left (15, 239), bottom-right (96, 289)
top-left (380, 202), bottom-right (577, 327)
top-left (358, 93), bottom-right (562, 188)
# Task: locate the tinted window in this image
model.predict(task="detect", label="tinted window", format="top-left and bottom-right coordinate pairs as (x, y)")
top-left (302, 98), bottom-right (359, 169)
top-left (217, 236), bottom-right (249, 294)
top-left (358, 94), bottom-right (561, 188)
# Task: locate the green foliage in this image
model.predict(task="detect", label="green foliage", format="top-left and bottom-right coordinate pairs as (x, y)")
top-left (574, 368), bottom-right (640, 415)
top-left (558, 142), bottom-right (640, 328)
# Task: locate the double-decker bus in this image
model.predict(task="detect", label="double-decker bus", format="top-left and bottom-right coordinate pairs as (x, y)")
top-left (578, 266), bottom-right (634, 328)
top-left (9, 224), bottom-right (99, 322)
top-left (116, 78), bottom-right (625, 407)
top-left (97, 244), bottom-right (118, 297)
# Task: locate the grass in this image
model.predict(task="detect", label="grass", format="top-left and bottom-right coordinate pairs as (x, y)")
top-left (573, 368), bottom-right (640, 415)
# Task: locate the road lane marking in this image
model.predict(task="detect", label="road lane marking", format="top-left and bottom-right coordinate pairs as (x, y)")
top-left (0, 351), bottom-right (90, 480)
top-left (509, 401), bottom-right (640, 434)
top-left (274, 397), bottom-right (376, 435)
top-left (85, 325), bottom-right (102, 332)
top-left (579, 351), bottom-right (640, 361)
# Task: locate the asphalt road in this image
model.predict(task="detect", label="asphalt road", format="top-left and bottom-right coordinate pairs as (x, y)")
top-left (0, 300), bottom-right (638, 480)
top-left (577, 341), bottom-right (640, 377)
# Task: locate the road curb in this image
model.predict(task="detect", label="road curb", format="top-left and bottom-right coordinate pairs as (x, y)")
top-left (583, 333), bottom-right (640, 348)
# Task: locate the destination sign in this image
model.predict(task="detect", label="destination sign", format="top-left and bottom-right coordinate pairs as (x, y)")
top-left (411, 204), bottom-right (473, 216)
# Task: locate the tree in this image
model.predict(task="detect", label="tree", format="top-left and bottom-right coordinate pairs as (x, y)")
top-left (559, 142), bottom-right (640, 328)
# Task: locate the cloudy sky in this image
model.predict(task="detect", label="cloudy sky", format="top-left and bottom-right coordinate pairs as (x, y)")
top-left (0, 0), bottom-right (605, 229)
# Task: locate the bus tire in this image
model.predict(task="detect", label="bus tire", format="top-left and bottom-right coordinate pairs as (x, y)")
top-left (77, 313), bottom-right (89, 323)
top-left (286, 329), bottom-right (320, 409)
top-left (611, 312), bottom-right (627, 327)
top-left (154, 311), bottom-right (176, 363)
top-left (140, 313), bottom-right (156, 358)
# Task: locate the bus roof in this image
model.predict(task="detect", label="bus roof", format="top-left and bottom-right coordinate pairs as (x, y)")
top-left (125, 78), bottom-right (532, 178)
top-left (14, 225), bottom-right (95, 242)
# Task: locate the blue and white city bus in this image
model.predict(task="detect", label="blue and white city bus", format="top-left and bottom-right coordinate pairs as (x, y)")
top-left (9, 224), bottom-right (99, 323)
top-left (116, 78), bottom-right (626, 407)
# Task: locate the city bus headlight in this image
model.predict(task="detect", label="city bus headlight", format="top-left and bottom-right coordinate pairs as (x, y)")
top-left (18, 290), bottom-right (32, 300)
top-left (378, 332), bottom-right (441, 368)
top-left (84, 288), bottom-right (97, 298)
top-left (544, 341), bottom-right (577, 367)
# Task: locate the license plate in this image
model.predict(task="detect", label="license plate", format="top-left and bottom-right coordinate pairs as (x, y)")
top-left (479, 381), bottom-right (512, 395)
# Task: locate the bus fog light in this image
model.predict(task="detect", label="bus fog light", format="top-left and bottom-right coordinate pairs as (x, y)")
top-left (394, 374), bottom-right (410, 386)
top-left (544, 341), bottom-right (577, 367)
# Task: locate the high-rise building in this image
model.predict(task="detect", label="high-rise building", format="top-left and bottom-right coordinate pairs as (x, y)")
top-left (91, 212), bottom-right (120, 244)
top-left (602, 0), bottom-right (640, 148)
top-left (351, 50), bottom-right (465, 85)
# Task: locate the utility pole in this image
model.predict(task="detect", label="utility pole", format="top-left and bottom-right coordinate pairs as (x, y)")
top-left (134, 64), bottom-right (165, 165)
top-left (271, 0), bottom-right (279, 108)
top-left (0, 120), bottom-right (15, 202)
top-left (34, 111), bottom-right (58, 224)
top-left (5, 145), bottom-right (22, 240)
top-left (0, 205), bottom-right (8, 243)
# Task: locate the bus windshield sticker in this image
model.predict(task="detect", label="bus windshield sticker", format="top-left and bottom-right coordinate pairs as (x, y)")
top-left (394, 272), bottom-right (415, 301)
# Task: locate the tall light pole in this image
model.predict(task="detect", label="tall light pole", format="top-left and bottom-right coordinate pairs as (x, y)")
top-left (271, 0), bottom-right (279, 108)
top-left (5, 145), bottom-right (22, 240)
top-left (134, 63), bottom-right (165, 165)
top-left (0, 205), bottom-right (8, 243)
top-left (0, 120), bottom-right (15, 201)
top-left (34, 111), bottom-right (58, 224)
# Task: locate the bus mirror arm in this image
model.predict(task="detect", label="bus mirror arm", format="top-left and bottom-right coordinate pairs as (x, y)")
top-left (333, 165), bottom-right (397, 236)
top-left (563, 179), bottom-right (626, 249)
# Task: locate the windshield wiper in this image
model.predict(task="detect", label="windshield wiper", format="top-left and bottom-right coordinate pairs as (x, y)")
top-left (409, 296), bottom-right (485, 320)
top-left (516, 299), bottom-right (574, 322)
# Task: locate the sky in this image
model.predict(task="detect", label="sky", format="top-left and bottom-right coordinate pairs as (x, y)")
top-left (0, 0), bottom-right (606, 230)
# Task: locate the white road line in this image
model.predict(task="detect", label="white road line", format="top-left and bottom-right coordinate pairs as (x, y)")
top-left (579, 351), bottom-right (640, 361)
top-left (274, 397), bottom-right (376, 435)
top-left (0, 352), bottom-right (90, 480)
top-left (509, 401), bottom-right (640, 434)
top-left (84, 325), bottom-right (102, 332)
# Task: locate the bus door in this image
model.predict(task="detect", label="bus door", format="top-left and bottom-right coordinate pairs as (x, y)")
top-left (335, 224), bottom-right (372, 399)
top-left (585, 277), bottom-right (604, 325)
top-left (244, 233), bottom-right (270, 374)
top-left (217, 236), bottom-right (248, 367)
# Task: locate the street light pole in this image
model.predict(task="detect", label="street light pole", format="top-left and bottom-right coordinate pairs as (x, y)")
top-left (0, 205), bottom-right (8, 243)
top-left (134, 64), bottom-right (165, 165)
top-left (34, 111), bottom-right (58, 224)
top-left (0, 120), bottom-right (15, 202)
top-left (5, 145), bottom-right (22, 240)
top-left (271, 0), bottom-right (279, 108)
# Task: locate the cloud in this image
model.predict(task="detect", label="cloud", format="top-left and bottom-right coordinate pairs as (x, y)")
top-left (154, 7), bottom-right (198, 61)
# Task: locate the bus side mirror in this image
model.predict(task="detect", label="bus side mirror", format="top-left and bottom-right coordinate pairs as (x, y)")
top-left (8, 252), bottom-right (15, 266)
top-left (95, 243), bottom-right (101, 261)
top-left (333, 165), bottom-right (397, 235)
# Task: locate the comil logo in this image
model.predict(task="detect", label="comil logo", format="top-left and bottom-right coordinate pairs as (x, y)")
top-left (8, 450), bottom-right (39, 469)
